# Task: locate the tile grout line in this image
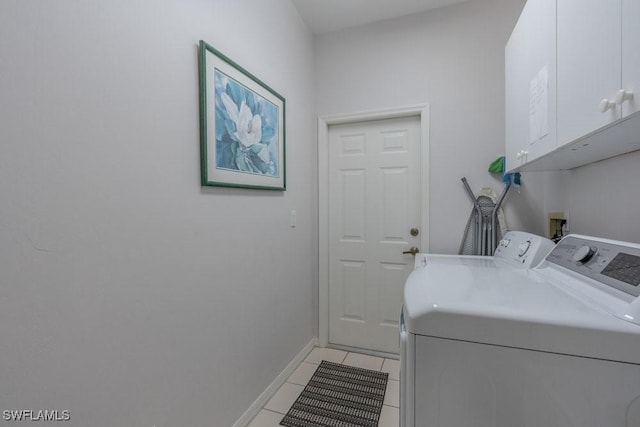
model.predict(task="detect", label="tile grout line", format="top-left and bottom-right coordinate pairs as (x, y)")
top-left (264, 407), bottom-right (287, 416)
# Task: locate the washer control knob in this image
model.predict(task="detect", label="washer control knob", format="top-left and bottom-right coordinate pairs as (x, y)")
top-left (518, 240), bottom-right (531, 257)
top-left (573, 245), bottom-right (596, 263)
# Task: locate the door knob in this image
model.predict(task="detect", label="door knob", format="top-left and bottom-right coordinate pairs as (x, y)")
top-left (403, 247), bottom-right (420, 256)
top-left (615, 89), bottom-right (634, 105)
top-left (599, 98), bottom-right (616, 113)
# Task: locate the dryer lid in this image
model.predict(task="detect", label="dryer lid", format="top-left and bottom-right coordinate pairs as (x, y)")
top-left (403, 255), bottom-right (640, 364)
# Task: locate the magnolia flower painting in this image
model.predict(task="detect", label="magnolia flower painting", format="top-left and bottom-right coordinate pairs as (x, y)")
top-left (199, 40), bottom-right (285, 190)
top-left (214, 70), bottom-right (280, 177)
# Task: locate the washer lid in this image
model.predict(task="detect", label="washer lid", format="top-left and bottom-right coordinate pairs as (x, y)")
top-left (403, 256), bottom-right (640, 364)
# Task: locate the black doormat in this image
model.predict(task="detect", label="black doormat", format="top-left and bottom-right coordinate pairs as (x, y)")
top-left (280, 360), bottom-right (388, 427)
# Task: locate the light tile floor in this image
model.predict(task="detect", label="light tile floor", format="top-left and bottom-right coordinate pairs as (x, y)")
top-left (248, 347), bottom-right (400, 427)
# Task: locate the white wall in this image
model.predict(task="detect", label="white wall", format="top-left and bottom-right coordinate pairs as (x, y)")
top-left (315, 0), bottom-right (556, 253)
top-left (0, 1), bottom-right (316, 426)
top-left (566, 150), bottom-right (640, 241)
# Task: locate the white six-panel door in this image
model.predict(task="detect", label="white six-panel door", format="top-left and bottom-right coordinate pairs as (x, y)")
top-left (328, 115), bottom-right (421, 354)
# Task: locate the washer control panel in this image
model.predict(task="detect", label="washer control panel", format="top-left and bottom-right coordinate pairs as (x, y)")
top-left (546, 235), bottom-right (640, 297)
top-left (494, 231), bottom-right (555, 267)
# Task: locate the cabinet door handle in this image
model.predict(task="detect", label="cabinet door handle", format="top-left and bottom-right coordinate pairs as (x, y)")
top-left (516, 150), bottom-right (528, 163)
top-left (615, 89), bottom-right (634, 105)
top-left (600, 98), bottom-right (616, 113)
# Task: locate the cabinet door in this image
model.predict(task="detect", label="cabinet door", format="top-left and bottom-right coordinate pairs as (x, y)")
top-left (505, 0), bottom-right (557, 172)
top-left (622, 0), bottom-right (640, 117)
top-left (557, 0), bottom-right (621, 146)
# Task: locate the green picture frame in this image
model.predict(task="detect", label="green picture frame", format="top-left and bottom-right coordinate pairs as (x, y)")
top-left (198, 40), bottom-right (286, 190)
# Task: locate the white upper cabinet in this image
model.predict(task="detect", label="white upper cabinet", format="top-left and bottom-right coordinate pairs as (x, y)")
top-left (622, 0), bottom-right (640, 117)
top-left (505, 0), bottom-right (556, 172)
top-left (505, 0), bottom-right (640, 172)
top-left (557, 0), bottom-right (621, 146)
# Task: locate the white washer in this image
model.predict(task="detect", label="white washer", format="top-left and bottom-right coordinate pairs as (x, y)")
top-left (400, 233), bottom-right (640, 427)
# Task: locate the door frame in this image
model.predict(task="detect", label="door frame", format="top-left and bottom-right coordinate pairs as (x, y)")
top-left (318, 105), bottom-right (431, 348)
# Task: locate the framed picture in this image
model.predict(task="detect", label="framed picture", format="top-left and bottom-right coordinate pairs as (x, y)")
top-left (198, 40), bottom-right (286, 190)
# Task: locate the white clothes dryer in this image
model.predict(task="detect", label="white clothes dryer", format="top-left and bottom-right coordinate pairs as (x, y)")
top-left (400, 233), bottom-right (640, 427)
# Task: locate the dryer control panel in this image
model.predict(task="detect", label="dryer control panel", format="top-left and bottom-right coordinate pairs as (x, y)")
top-left (494, 231), bottom-right (555, 267)
top-left (546, 235), bottom-right (640, 298)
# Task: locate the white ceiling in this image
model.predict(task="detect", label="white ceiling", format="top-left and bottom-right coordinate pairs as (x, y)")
top-left (291, 0), bottom-right (474, 34)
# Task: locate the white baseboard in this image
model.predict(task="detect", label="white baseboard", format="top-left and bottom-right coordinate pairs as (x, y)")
top-left (232, 338), bottom-right (318, 427)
